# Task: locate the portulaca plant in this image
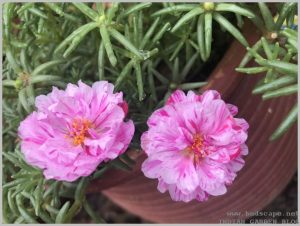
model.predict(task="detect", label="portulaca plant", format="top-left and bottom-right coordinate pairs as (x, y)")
top-left (2, 2), bottom-right (297, 223)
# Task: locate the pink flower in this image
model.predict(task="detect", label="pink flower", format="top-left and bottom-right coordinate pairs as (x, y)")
top-left (18, 81), bottom-right (134, 182)
top-left (141, 90), bottom-right (249, 202)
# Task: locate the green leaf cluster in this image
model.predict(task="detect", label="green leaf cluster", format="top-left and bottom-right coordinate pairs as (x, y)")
top-left (154, 2), bottom-right (254, 61)
top-left (236, 3), bottom-right (298, 141)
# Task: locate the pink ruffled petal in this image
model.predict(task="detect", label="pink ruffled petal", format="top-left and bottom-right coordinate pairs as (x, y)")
top-left (142, 158), bottom-right (162, 179)
top-left (227, 103), bottom-right (238, 116)
top-left (200, 99), bottom-right (231, 134)
top-left (200, 90), bottom-right (221, 106)
top-left (176, 158), bottom-right (199, 193)
top-left (168, 184), bottom-right (208, 202)
top-left (92, 81), bottom-right (114, 94)
top-left (102, 120), bottom-right (135, 159)
top-left (157, 179), bottom-right (168, 193)
top-left (208, 148), bottom-right (231, 163)
top-left (166, 90), bottom-right (187, 105)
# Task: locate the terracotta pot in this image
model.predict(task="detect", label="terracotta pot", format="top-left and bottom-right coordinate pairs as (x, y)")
top-left (87, 22), bottom-right (297, 223)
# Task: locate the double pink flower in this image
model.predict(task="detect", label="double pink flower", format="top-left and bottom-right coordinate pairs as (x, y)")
top-left (18, 81), bottom-right (134, 182)
top-left (141, 90), bottom-right (249, 202)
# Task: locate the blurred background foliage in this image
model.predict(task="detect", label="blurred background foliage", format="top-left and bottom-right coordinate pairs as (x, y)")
top-left (2, 2), bottom-right (298, 223)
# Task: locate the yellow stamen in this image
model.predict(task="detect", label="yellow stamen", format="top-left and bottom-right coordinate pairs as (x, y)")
top-left (66, 118), bottom-right (92, 146)
top-left (183, 134), bottom-right (206, 164)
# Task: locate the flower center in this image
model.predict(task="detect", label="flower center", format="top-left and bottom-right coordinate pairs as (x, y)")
top-left (190, 134), bottom-right (204, 154)
top-left (184, 134), bottom-right (207, 164)
top-left (67, 118), bottom-right (92, 146)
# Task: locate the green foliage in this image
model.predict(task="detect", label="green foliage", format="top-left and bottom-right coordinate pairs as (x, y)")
top-left (270, 104), bottom-right (298, 141)
top-left (2, 142), bottom-right (132, 223)
top-left (155, 2), bottom-right (254, 61)
top-left (237, 2), bottom-right (298, 140)
top-left (2, 2), bottom-right (298, 223)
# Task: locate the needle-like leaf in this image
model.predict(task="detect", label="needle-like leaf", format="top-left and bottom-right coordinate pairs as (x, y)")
top-left (100, 26), bottom-right (117, 67)
top-left (109, 28), bottom-right (143, 59)
top-left (73, 3), bottom-right (98, 21)
top-left (215, 3), bottom-right (255, 18)
top-left (204, 12), bottom-right (213, 59)
top-left (270, 104), bottom-right (297, 141)
top-left (258, 3), bottom-right (274, 31)
top-left (262, 84), bottom-right (297, 100)
top-left (152, 4), bottom-right (199, 17)
top-left (197, 14), bottom-right (207, 61)
top-left (253, 76), bottom-right (296, 94)
top-left (172, 8), bottom-right (204, 32)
